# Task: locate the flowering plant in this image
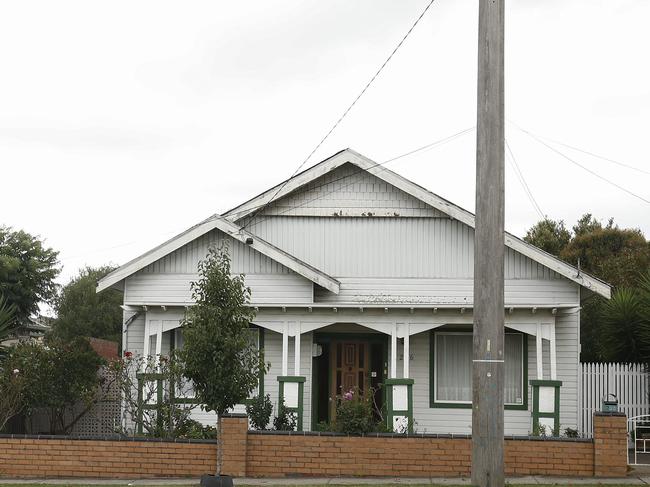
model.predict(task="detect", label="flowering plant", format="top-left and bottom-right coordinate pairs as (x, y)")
top-left (333, 386), bottom-right (382, 435)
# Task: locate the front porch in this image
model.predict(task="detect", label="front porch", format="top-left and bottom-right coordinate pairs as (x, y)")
top-left (245, 305), bottom-right (569, 434)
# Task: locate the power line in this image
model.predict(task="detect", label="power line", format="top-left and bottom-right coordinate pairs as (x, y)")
top-left (528, 131), bottom-right (650, 176)
top-left (241, 0), bottom-right (438, 230)
top-left (510, 121), bottom-right (650, 206)
top-left (504, 138), bottom-right (545, 220)
top-left (242, 126), bottom-right (474, 230)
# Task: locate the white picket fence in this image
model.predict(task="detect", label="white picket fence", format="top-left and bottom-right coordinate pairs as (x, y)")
top-left (579, 362), bottom-right (649, 437)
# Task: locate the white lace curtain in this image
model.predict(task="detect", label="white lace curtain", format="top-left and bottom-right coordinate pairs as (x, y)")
top-left (435, 332), bottom-right (523, 405)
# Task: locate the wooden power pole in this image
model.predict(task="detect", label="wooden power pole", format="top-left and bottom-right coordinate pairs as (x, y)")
top-left (472, 0), bottom-right (505, 485)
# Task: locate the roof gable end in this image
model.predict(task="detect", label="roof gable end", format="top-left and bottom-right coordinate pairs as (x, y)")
top-left (97, 216), bottom-right (340, 295)
top-left (223, 149), bottom-right (611, 299)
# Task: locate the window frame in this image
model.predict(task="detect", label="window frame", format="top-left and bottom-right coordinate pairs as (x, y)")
top-left (429, 328), bottom-right (528, 411)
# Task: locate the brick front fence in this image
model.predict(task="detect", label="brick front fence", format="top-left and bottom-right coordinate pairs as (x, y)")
top-left (0, 412), bottom-right (627, 479)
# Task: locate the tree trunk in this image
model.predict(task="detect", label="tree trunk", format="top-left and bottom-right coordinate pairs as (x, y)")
top-left (216, 414), bottom-right (223, 476)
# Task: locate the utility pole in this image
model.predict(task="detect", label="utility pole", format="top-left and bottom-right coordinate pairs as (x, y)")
top-left (472, 0), bottom-right (505, 485)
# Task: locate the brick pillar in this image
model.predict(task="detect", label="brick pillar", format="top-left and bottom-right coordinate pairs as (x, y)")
top-left (220, 413), bottom-right (248, 477)
top-left (593, 412), bottom-right (628, 478)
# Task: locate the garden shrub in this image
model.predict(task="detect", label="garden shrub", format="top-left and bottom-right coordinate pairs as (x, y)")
top-left (333, 388), bottom-right (378, 435)
top-left (246, 394), bottom-right (272, 430)
top-left (273, 399), bottom-right (296, 431)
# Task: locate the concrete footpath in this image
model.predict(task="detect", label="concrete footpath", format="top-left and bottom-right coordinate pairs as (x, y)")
top-left (2, 476), bottom-right (650, 485)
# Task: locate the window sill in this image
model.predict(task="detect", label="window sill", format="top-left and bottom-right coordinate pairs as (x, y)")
top-left (430, 402), bottom-right (528, 411)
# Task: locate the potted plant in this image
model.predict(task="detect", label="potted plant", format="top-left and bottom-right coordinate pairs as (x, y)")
top-left (181, 244), bottom-right (266, 487)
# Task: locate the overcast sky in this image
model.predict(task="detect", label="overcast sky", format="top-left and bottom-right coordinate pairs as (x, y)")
top-left (1, 0), bottom-right (649, 294)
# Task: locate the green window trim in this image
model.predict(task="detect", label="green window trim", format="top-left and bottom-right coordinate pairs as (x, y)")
top-left (428, 328), bottom-right (528, 411)
top-left (531, 380), bottom-right (562, 436)
top-left (278, 376), bottom-right (306, 431)
top-left (385, 378), bottom-right (414, 433)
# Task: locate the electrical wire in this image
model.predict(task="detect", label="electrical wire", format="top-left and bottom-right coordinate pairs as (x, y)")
top-left (509, 121), bottom-right (650, 205)
top-left (527, 131), bottom-right (650, 177)
top-left (241, 126), bottom-right (474, 231)
top-left (505, 138), bottom-right (545, 220)
top-left (241, 0), bottom-right (438, 230)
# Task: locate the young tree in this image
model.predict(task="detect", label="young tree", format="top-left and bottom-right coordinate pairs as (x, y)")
top-left (51, 266), bottom-right (123, 345)
top-left (0, 226), bottom-right (59, 323)
top-left (180, 244), bottom-right (264, 479)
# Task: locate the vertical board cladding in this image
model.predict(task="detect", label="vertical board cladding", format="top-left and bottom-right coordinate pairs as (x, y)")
top-left (263, 331), bottom-right (313, 429)
top-left (139, 229), bottom-right (290, 275)
top-left (256, 163), bottom-right (444, 217)
top-left (250, 216), bottom-right (560, 280)
top-left (125, 311), bottom-right (145, 356)
top-left (408, 325), bottom-right (578, 435)
top-left (556, 311), bottom-right (579, 433)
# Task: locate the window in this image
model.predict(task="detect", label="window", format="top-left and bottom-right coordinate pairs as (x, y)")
top-left (431, 331), bottom-right (526, 409)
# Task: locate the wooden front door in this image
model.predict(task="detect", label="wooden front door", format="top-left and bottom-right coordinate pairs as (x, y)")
top-left (329, 340), bottom-right (370, 419)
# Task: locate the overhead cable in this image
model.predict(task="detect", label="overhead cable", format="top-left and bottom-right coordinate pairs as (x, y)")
top-left (509, 121), bottom-right (650, 205)
top-left (243, 126), bottom-right (473, 230)
top-left (505, 138), bottom-right (545, 220)
top-left (241, 0), bottom-right (438, 230)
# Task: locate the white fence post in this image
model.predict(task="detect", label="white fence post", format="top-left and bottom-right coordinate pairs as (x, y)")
top-left (580, 362), bottom-right (649, 438)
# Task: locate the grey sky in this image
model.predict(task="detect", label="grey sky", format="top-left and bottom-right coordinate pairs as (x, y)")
top-left (1, 0), bottom-right (648, 292)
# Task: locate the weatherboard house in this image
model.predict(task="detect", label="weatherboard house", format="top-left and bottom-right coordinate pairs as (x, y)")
top-left (98, 149), bottom-right (611, 435)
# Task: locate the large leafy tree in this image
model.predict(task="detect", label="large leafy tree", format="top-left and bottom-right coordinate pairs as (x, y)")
top-left (560, 225), bottom-right (650, 290)
top-left (180, 244), bottom-right (264, 477)
top-left (0, 226), bottom-right (59, 323)
top-left (523, 218), bottom-right (571, 256)
top-left (523, 214), bottom-right (650, 362)
top-left (51, 266), bottom-right (122, 344)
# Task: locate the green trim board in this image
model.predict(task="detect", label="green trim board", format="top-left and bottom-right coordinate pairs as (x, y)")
top-left (385, 378), bottom-right (414, 433)
top-left (429, 328), bottom-right (528, 410)
top-left (531, 380), bottom-right (562, 436)
top-left (278, 375), bottom-right (306, 431)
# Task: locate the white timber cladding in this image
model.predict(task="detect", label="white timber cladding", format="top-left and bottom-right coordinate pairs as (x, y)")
top-left (224, 149), bottom-right (609, 298)
top-left (250, 216), bottom-right (562, 281)
top-left (313, 278), bottom-right (578, 307)
top-left (246, 308), bottom-right (576, 434)
top-left (123, 228), bottom-right (314, 306)
top-left (125, 273), bottom-right (313, 306)
top-left (97, 216), bottom-right (339, 294)
top-left (257, 163), bottom-right (446, 218)
top-left (107, 149), bottom-right (605, 435)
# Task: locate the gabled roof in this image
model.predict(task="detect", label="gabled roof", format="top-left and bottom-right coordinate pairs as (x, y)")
top-left (97, 215), bottom-right (340, 294)
top-left (224, 148), bottom-right (612, 299)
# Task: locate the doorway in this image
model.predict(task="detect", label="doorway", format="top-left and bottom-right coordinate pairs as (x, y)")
top-left (311, 332), bottom-right (387, 429)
